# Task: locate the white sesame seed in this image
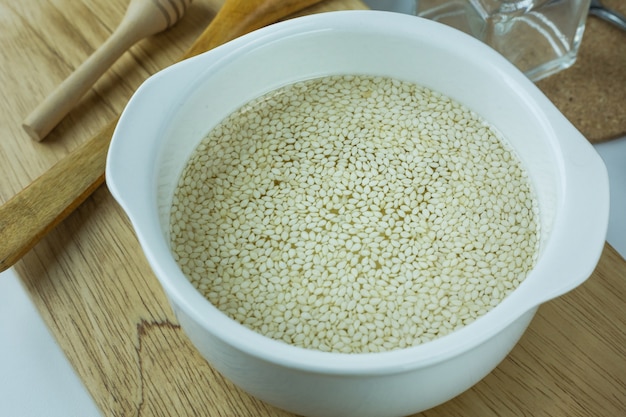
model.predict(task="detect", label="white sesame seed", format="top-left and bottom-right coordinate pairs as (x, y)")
top-left (170, 75), bottom-right (540, 354)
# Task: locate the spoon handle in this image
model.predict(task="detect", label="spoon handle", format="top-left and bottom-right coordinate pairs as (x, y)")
top-left (0, 123), bottom-right (113, 273)
top-left (0, 0), bottom-right (325, 273)
top-left (185, 0), bottom-right (323, 58)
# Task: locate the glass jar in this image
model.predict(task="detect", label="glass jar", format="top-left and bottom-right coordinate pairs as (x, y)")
top-left (414, 0), bottom-right (592, 81)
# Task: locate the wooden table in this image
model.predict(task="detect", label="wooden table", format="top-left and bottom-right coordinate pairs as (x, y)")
top-left (1, 1), bottom-right (625, 416)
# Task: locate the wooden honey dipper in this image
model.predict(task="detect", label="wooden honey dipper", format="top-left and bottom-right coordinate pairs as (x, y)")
top-left (22, 0), bottom-right (193, 142)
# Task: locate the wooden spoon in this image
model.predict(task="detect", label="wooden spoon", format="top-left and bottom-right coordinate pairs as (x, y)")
top-left (22, 0), bottom-right (193, 142)
top-left (0, 0), bottom-right (326, 273)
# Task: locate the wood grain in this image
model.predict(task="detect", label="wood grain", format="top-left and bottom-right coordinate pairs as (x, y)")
top-left (0, 1), bottom-right (625, 416)
top-left (0, 0), bottom-right (327, 273)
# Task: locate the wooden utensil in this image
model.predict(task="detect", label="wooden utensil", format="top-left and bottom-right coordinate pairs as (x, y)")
top-left (0, 0), bottom-right (326, 273)
top-left (22, 0), bottom-right (193, 142)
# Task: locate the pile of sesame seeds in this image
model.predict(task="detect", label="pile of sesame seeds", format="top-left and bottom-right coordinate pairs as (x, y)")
top-left (170, 75), bottom-right (540, 353)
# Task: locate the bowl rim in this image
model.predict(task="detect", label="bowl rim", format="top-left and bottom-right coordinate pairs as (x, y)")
top-left (107, 10), bottom-right (609, 375)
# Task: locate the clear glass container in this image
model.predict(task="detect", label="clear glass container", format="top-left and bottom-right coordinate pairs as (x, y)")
top-left (414, 0), bottom-right (592, 81)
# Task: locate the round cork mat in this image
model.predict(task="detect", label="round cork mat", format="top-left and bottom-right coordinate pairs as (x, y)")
top-left (536, 0), bottom-right (626, 143)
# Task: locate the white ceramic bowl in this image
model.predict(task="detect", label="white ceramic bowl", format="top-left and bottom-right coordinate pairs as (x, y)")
top-left (106, 11), bottom-right (609, 417)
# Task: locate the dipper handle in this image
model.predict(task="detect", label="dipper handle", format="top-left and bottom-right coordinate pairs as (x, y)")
top-left (22, 0), bottom-right (192, 142)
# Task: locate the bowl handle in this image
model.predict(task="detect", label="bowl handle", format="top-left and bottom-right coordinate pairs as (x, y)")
top-left (106, 49), bottom-right (222, 213)
top-left (531, 112), bottom-right (609, 304)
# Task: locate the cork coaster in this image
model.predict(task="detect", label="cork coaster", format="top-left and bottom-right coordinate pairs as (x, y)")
top-left (536, 0), bottom-right (626, 143)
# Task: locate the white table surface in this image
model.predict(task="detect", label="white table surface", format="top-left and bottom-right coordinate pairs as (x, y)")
top-left (0, 269), bottom-right (102, 417)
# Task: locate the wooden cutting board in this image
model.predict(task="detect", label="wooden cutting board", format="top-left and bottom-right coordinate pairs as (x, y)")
top-left (0, 0), bottom-right (624, 416)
